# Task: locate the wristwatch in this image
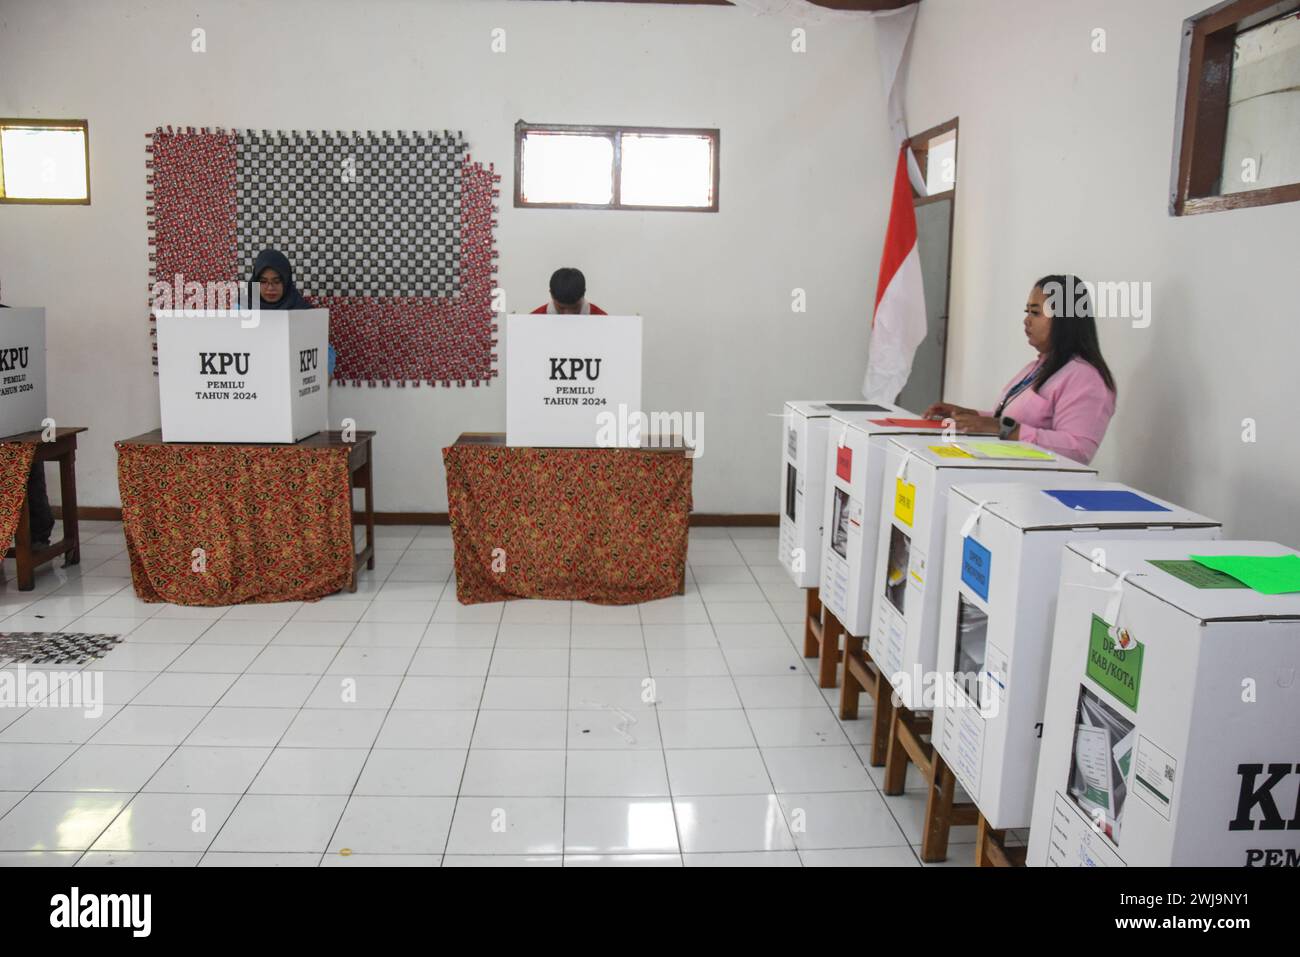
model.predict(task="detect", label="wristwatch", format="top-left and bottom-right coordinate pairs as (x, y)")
top-left (999, 416), bottom-right (1018, 440)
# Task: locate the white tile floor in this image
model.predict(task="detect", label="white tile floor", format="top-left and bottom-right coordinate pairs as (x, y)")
top-left (0, 522), bottom-right (978, 867)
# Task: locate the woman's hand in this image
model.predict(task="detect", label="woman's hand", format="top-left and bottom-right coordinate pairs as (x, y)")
top-left (953, 413), bottom-right (1006, 436)
top-left (923, 401), bottom-right (975, 420)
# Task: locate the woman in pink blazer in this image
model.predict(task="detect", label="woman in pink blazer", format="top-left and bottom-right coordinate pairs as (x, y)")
top-left (925, 275), bottom-right (1117, 465)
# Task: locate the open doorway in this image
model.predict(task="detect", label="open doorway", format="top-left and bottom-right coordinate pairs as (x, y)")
top-left (897, 118), bottom-right (958, 414)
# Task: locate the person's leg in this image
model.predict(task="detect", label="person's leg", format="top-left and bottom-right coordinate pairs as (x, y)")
top-left (27, 460), bottom-right (55, 546)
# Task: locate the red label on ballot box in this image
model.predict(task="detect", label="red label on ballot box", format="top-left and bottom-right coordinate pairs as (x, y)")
top-left (836, 446), bottom-right (853, 481)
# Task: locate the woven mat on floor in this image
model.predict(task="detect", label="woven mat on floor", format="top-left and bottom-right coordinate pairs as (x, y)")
top-left (0, 632), bottom-right (123, 665)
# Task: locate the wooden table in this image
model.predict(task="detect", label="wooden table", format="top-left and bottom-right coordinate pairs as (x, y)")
top-left (444, 433), bottom-right (693, 604)
top-left (2, 427), bottom-right (87, 591)
top-left (117, 429), bottom-right (376, 592)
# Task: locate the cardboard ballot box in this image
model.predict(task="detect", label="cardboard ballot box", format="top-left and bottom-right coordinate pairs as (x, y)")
top-left (817, 412), bottom-right (977, 636)
top-left (506, 314), bottom-right (642, 448)
top-left (0, 307), bottom-right (47, 439)
top-left (869, 436), bottom-right (1097, 711)
top-left (778, 400), bottom-right (903, 589)
top-left (1027, 540), bottom-right (1300, 867)
top-left (156, 308), bottom-right (329, 443)
top-left (932, 482), bottom-right (1221, 832)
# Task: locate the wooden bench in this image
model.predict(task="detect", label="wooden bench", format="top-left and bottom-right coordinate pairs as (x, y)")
top-left (883, 702), bottom-right (979, 863)
top-left (801, 588), bottom-right (844, 688)
top-left (837, 627), bottom-right (894, 766)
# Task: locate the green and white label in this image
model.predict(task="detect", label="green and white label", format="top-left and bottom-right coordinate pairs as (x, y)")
top-left (1086, 614), bottom-right (1143, 711)
top-left (1132, 735), bottom-right (1176, 820)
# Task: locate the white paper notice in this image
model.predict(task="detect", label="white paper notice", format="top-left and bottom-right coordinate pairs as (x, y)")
top-left (885, 618), bottom-right (905, 679)
top-left (1132, 735), bottom-right (1176, 821)
top-left (908, 546), bottom-right (928, 595)
top-left (869, 602), bottom-right (895, 664)
top-left (984, 641), bottom-right (1010, 706)
top-left (1046, 792), bottom-right (1127, 867)
top-left (823, 561), bottom-right (849, 619)
top-left (941, 683), bottom-right (984, 798)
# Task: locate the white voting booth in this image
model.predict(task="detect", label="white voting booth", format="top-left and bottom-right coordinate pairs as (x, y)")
top-left (817, 413), bottom-right (963, 636)
top-left (869, 436), bottom-right (1097, 711)
top-left (0, 307), bottom-right (47, 438)
top-left (778, 400), bottom-right (902, 589)
top-left (506, 314), bottom-right (642, 447)
top-left (156, 308), bottom-right (329, 443)
top-left (932, 482), bottom-right (1221, 833)
top-left (1027, 540), bottom-right (1300, 867)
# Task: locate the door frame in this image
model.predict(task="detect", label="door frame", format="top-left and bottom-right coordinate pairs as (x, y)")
top-left (905, 117), bottom-right (959, 402)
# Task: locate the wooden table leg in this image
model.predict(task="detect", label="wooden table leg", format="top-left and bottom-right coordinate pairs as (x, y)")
top-left (817, 609), bottom-right (840, 689)
top-left (920, 753), bottom-right (959, 863)
top-left (882, 705), bottom-right (910, 795)
top-left (14, 497), bottom-right (34, 591)
top-left (974, 814), bottom-right (1026, 867)
top-left (363, 454), bottom-right (375, 571)
top-left (975, 814), bottom-right (993, 868)
top-left (802, 588), bottom-right (820, 658)
top-left (347, 461), bottom-right (360, 594)
top-left (870, 670), bottom-right (894, 767)
top-left (59, 449), bottom-right (80, 566)
top-left (839, 632), bottom-right (863, 720)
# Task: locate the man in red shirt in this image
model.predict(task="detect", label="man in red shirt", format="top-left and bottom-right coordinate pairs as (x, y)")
top-left (531, 267), bottom-right (607, 315)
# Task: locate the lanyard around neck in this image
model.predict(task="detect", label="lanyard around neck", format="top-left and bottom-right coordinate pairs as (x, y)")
top-left (994, 364), bottom-right (1040, 419)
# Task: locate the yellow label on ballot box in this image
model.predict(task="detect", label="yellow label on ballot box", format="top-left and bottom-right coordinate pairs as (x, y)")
top-left (929, 445), bottom-right (974, 459)
top-left (894, 478), bottom-right (916, 527)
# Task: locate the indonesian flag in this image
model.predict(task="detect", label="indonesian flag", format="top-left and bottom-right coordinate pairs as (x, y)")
top-left (862, 145), bottom-right (927, 403)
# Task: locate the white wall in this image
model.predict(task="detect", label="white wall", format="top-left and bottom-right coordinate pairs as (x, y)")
top-left (0, 0), bottom-right (893, 514)
top-left (906, 0), bottom-right (1300, 544)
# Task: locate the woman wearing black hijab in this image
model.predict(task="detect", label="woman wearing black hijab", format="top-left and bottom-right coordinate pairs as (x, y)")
top-left (250, 248), bottom-right (336, 375)
top-left (251, 248), bottom-right (312, 310)
top-left (0, 278), bottom-right (55, 548)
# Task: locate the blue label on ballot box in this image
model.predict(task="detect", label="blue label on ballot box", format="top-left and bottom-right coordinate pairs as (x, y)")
top-left (1043, 489), bottom-right (1170, 512)
top-left (961, 537), bottom-right (991, 602)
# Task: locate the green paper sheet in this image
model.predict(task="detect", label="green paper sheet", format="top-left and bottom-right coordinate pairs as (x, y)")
top-left (1148, 559), bottom-right (1247, 589)
top-left (960, 441), bottom-right (1055, 461)
top-left (1189, 554), bottom-right (1300, 595)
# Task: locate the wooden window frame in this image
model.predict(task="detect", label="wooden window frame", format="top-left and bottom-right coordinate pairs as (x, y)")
top-left (909, 117), bottom-right (958, 207)
top-left (514, 121), bottom-right (720, 212)
top-left (0, 117), bottom-right (92, 206)
top-left (1171, 0), bottom-right (1300, 216)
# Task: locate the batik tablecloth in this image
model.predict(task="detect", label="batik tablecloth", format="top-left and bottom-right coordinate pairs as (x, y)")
top-left (443, 440), bottom-right (693, 605)
top-left (0, 443), bottom-right (36, 547)
top-left (116, 441), bottom-right (355, 604)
